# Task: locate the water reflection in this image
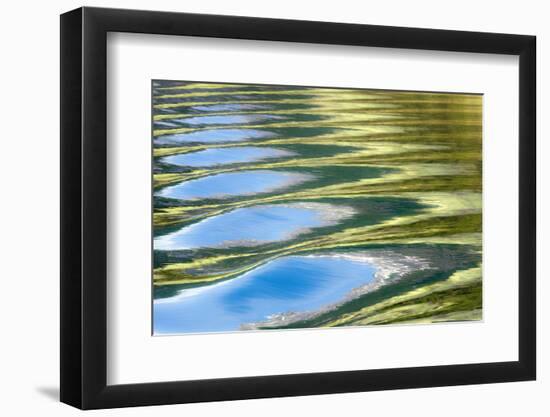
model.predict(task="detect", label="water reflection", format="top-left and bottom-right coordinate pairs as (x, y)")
top-left (191, 103), bottom-right (268, 112)
top-left (173, 114), bottom-right (283, 126)
top-left (154, 120), bottom-right (180, 128)
top-left (160, 147), bottom-right (295, 168)
top-left (152, 80), bottom-right (483, 334)
top-left (154, 255), bottom-right (376, 334)
top-left (154, 202), bottom-right (354, 250)
top-left (156, 170), bottom-right (313, 201)
top-left (156, 129), bottom-right (276, 145)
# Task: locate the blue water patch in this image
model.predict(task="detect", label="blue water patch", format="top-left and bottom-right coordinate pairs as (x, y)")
top-left (153, 255), bottom-right (376, 334)
top-left (191, 103), bottom-right (269, 112)
top-left (172, 114), bottom-right (283, 126)
top-left (161, 147), bottom-right (295, 168)
top-left (154, 120), bottom-right (180, 128)
top-left (155, 129), bottom-right (276, 145)
top-left (156, 107), bottom-right (178, 114)
top-left (156, 170), bottom-right (312, 201)
top-left (154, 202), bottom-right (351, 250)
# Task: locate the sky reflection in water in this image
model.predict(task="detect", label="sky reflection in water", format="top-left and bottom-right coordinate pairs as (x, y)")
top-left (154, 203), bottom-right (347, 250)
top-left (154, 255), bottom-right (376, 334)
top-left (155, 129), bottom-right (276, 145)
top-left (191, 103), bottom-right (268, 112)
top-left (156, 170), bottom-right (312, 201)
top-left (161, 147), bottom-right (295, 168)
top-left (172, 114), bottom-right (283, 126)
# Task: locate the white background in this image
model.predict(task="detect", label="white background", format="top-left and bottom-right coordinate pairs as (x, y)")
top-left (108, 33), bottom-right (518, 384)
top-left (0, 0), bottom-right (546, 415)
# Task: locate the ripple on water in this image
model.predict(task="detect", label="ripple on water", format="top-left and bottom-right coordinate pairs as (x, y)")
top-left (172, 114), bottom-right (283, 126)
top-left (155, 129), bottom-right (276, 145)
top-left (154, 202), bottom-right (355, 250)
top-left (191, 103), bottom-right (269, 112)
top-left (153, 254), bottom-right (375, 334)
top-left (156, 170), bottom-right (313, 201)
top-left (154, 120), bottom-right (180, 128)
top-left (160, 147), bottom-right (295, 168)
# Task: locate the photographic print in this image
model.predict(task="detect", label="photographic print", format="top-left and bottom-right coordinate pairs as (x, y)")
top-left (152, 81), bottom-right (482, 335)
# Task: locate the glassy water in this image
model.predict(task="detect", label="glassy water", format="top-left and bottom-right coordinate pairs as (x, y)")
top-left (154, 255), bottom-right (376, 334)
top-left (156, 170), bottom-right (313, 201)
top-left (152, 80), bottom-right (483, 334)
top-left (171, 114), bottom-right (283, 126)
top-left (160, 147), bottom-right (295, 168)
top-left (154, 203), bottom-right (353, 250)
top-left (191, 103), bottom-right (269, 112)
top-left (155, 129), bottom-right (276, 145)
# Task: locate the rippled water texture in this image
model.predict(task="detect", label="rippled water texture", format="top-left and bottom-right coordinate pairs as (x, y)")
top-left (156, 129), bottom-right (276, 145)
top-left (173, 114), bottom-right (284, 126)
top-left (161, 147), bottom-right (295, 168)
top-left (152, 80), bottom-right (483, 335)
top-left (155, 203), bottom-right (353, 250)
top-left (157, 170), bottom-right (313, 200)
top-left (154, 255), bottom-right (376, 334)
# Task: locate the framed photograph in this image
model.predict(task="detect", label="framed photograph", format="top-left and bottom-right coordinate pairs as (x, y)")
top-left (60, 6), bottom-right (536, 409)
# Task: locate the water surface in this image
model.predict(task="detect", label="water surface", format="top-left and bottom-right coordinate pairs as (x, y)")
top-left (160, 147), bottom-right (295, 167)
top-left (154, 120), bottom-right (180, 128)
top-left (155, 129), bottom-right (276, 145)
top-left (191, 103), bottom-right (268, 112)
top-left (154, 255), bottom-right (376, 334)
top-left (154, 203), bottom-right (353, 250)
top-left (172, 114), bottom-right (283, 126)
top-left (152, 80), bottom-right (483, 334)
top-left (156, 170), bottom-right (313, 200)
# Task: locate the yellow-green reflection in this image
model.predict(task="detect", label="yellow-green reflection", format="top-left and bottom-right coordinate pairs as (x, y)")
top-left (152, 80), bottom-right (482, 333)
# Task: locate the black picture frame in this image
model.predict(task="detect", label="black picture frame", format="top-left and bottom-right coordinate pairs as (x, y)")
top-left (60, 6), bottom-right (536, 410)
